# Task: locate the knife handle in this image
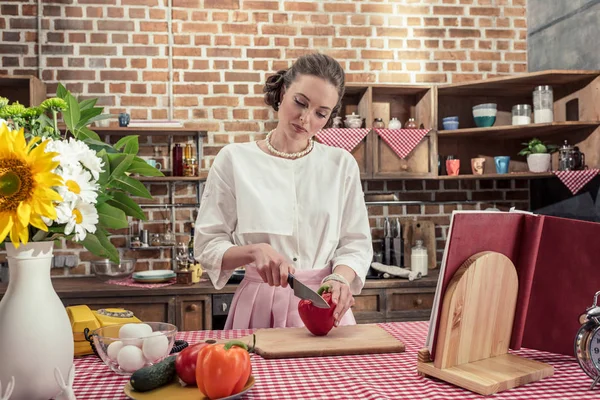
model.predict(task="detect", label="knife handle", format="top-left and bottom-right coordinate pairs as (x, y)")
top-left (287, 274), bottom-right (294, 288)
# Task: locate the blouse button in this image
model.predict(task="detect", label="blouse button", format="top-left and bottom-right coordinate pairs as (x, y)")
top-left (293, 257), bottom-right (298, 262)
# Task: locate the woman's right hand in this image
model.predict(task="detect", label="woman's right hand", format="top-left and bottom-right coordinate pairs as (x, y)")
top-left (249, 243), bottom-right (295, 287)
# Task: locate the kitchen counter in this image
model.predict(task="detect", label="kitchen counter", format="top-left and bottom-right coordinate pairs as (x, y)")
top-left (0, 271), bottom-right (440, 330)
top-left (72, 320), bottom-right (596, 400)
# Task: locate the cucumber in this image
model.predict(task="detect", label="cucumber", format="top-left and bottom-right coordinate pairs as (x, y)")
top-left (129, 355), bottom-right (177, 392)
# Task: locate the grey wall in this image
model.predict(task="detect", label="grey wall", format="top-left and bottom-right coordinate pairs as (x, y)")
top-left (528, 0), bottom-right (600, 71)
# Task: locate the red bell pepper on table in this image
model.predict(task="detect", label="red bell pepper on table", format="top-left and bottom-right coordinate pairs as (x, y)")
top-left (298, 284), bottom-right (335, 336)
top-left (175, 341), bottom-right (211, 386)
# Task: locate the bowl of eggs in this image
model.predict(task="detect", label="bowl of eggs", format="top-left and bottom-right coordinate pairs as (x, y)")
top-left (91, 322), bottom-right (177, 375)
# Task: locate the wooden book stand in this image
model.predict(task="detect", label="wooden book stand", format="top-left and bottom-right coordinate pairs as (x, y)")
top-left (417, 251), bottom-right (554, 395)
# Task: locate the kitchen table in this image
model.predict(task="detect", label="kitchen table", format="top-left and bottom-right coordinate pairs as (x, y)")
top-left (73, 321), bottom-right (600, 399)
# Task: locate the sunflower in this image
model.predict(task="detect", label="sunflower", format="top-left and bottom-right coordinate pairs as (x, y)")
top-left (0, 124), bottom-right (64, 247)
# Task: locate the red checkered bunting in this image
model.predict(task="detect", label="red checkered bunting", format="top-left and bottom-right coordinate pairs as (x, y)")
top-left (553, 169), bottom-right (600, 195)
top-left (314, 128), bottom-right (369, 153)
top-left (71, 321), bottom-right (600, 399)
top-left (375, 128), bottom-right (430, 159)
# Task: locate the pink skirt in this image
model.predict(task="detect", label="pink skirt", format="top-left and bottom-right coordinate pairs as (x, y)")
top-left (224, 266), bottom-right (356, 329)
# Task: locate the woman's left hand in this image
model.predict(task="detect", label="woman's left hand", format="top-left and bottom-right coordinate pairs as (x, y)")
top-left (325, 280), bottom-right (354, 327)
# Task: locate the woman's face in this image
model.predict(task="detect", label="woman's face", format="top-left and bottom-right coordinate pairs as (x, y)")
top-left (278, 74), bottom-right (339, 140)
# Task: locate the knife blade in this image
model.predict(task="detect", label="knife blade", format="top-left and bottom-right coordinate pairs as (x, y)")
top-left (287, 274), bottom-right (330, 309)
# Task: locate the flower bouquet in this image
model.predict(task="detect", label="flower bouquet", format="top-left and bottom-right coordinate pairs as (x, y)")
top-left (0, 83), bottom-right (161, 263)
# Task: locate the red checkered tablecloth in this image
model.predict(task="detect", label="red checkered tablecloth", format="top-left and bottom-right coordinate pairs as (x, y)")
top-left (72, 321), bottom-right (600, 399)
top-left (314, 128), bottom-right (370, 152)
top-left (375, 128), bottom-right (430, 159)
top-left (553, 169), bottom-right (600, 195)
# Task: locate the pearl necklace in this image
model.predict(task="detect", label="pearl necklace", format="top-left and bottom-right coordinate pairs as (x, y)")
top-left (265, 129), bottom-right (314, 159)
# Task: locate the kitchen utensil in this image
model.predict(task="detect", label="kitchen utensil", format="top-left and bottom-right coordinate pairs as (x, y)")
top-left (559, 140), bottom-right (586, 171)
top-left (242, 324), bottom-right (405, 359)
top-left (533, 85), bottom-right (553, 123)
top-left (124, 375), bottom-right (256, 399)
top-left (91, 259), bottom-right (136, 281)
top-left (393, 218), bottom-right (404, 267)
top-left (91, 322), bottom-right (177, 376)
top-left (287, 274), bottom-right (329, 308)
top-left (132, 270), bottom-right (176, 283)
top-left (383, 217), bottom-right (392, 265)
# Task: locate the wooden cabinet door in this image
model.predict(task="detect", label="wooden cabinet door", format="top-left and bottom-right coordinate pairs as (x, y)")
top-left (176, 295), bottom-right (212, 332)
top-left (352, 289), bottom-right (386, 324)
top-left (62, 296), bottom-right (176, 325)
top-left (386, 288), bottom-right (435, 322)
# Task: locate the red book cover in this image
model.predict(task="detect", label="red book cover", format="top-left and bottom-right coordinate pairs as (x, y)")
top-left (426, 211), bottom-right (600, 359)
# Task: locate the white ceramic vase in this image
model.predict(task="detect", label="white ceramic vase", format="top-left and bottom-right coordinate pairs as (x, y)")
top-left (527, 153), bottom-right (551, 173)
top-left (0, 242), bottom-right (74, 400)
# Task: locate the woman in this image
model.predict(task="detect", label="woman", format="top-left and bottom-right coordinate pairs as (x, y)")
top-left (194, 53), bottom-right (373, 329)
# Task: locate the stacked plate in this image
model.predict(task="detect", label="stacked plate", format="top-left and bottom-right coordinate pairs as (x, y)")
top-left (132, 270), bottom-right (176, 283)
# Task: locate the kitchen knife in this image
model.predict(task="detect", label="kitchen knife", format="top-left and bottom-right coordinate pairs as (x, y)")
top-left (287, 274), bottom-right (330, 308)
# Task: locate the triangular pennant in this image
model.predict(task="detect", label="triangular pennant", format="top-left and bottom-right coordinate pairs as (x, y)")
top-left (375, 129), bottom-right (430, 159)
top-left (314, 128), bottom-right (370, 153)
top-left (553, 169), bottom-right (600, 195)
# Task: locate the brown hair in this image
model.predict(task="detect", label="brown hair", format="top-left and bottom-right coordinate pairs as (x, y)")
top-left (263, 53), bottom-right (345, 129)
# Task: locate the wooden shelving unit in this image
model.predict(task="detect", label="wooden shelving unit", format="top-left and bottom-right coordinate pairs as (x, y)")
top-left (0, 75), bottom-right (46, 107)
top-left (437, 121), bottom-right (600, 140)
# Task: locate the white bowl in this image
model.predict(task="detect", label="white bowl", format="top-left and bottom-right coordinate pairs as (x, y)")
top-left (473, 109), bottom-right (497, 118)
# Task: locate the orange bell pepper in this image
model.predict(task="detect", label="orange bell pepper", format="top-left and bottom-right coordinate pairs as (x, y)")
top-left (195, 340), bottom-right (251, 399)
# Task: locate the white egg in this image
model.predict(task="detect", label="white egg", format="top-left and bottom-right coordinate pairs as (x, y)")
top-left (107, 340), bottom-right (124, 360)
top-left (119, 323), bottom-right (147, 347)
top-left (142, 332), bottom-right (169, 362)
top-left (138, 323), bottom-right (153, 337)
top-left (117, 345), bottom-right (146, 372)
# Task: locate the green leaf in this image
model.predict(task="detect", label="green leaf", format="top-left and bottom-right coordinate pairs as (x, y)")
top-left (128, 159), bottom-right (164, 177)
top-left (114, 135), bottom-right (139, 155)
top-left (76, 107), bottom-right (103, 129)
top-left (83, 138), bottom-right (114, 153)
top-left (107, 191), bottom-right (147, 220)
top-left (75, 126), bottom-right (101, 142)
top-left (96, 192), bottom-right (113, 207)
top-left (85, 113), bottom-right (113, 126)
top-left (79, 98), bottom-right (97, 111)
top-left (97, 203), bottom-right (129, 229)
top-left (108, 153), bottom-right (135, 179)
top-left (63, 93), bottom-right (80, 134)
top-left (112, 175), bottom-right (153, 199)
top-left (82, 232), bottom-right (119, 263)
top-left (56, 83), bottom-right (68, 99)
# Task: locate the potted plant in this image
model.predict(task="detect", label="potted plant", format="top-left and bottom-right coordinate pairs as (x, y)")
top-left (518, 138), bottom-right (558, 173)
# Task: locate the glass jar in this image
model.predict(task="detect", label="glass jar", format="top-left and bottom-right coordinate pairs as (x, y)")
top-left (405, 118), bottom-right (417, 129)
top-left (411, 240), bottom-right (428, 277)
top-left (512, 104), bottom-right (531, 125)
top-left (130, 236), bottom-right (142, 248)
top-left (151, 233), bottom-right (161, 247)
top-left (533, 85), bottom-right (553, 123)
top-left (373, 118), bottom-right (385, 128)
top-left (388, 117), bottom-right (402, 129)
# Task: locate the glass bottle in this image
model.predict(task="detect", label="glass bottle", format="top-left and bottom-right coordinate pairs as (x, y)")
top-left (373, 118), bottom-right (385, 128)
top-left (172, 143), bottom-right (183, 176)
top-left (411, 240), bottom-right (428, 277)
top-left (405, 118), bottom-right (417, 129)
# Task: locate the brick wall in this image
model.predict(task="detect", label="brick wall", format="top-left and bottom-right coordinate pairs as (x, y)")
top-left (0, 0), bottom-right (529, 276)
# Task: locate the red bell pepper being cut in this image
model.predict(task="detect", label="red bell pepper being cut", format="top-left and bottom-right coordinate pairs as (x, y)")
top-left (298, 284), bottom-right (335, 336)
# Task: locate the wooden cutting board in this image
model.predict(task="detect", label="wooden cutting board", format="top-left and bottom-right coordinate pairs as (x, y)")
top-left (242, 324), bottom-right (405, 359)
top-left (404, 220), bottom-right (437, 269)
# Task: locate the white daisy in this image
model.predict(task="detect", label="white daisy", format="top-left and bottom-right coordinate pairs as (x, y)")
top-left (63, 200), bottom-right (98, 241)
top-left (46, 138), bottom-right (104, 180)
top-left (55, 164), bottom-right (99, 204)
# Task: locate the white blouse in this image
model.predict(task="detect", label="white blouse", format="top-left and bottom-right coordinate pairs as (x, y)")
top-left (193, 141), bottom-right (373, 295)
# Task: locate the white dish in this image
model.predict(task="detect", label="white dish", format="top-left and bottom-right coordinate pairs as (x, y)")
top-left (133, 270), bottom-right (176, 278)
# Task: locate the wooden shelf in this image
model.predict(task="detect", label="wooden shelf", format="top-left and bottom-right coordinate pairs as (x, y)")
top-left (80, 126), bottom-right (207, 136)
top-left (437, 172), bottom-right (554, 180)
top-left (438, 70), bottom-right (600, 96)
top-left (136, 176), bottom-right (206, 182)
top-left (437, 121), bottom-right (600, 139)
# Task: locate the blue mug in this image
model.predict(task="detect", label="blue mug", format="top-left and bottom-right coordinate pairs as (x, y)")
top-left (494, 156), bottom-right (510, 174)
top-left (118, 113), bottom-right (130, 127)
